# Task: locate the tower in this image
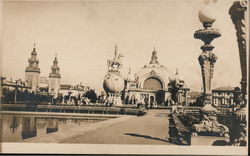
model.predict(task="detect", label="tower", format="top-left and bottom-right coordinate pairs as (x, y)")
top-left (25, 43), bottom-right (40, 91)
top-left (49, 54), bottom-right (61, 95)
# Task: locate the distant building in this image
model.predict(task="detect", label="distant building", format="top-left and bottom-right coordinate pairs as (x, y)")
top-left (49, 55), bottom-right (61, 95)
top-left (187, 91), bottom-right (201, 103)
top-left (39, 76), bottom-right (49, 92)
top-left (60, 84), bottom-right (88, 97)
top-left (123, 49), bottom-right (171, 105)
top-left (212, 86), bottom-right (241, 108)
top-left (25, 44), bottom-right (40, 91)
top-left (1, 77), bottom-right (29, 91)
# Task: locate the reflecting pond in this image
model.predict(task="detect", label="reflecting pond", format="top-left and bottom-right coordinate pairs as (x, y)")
top-left (0, 114), bottom-right (114, 142)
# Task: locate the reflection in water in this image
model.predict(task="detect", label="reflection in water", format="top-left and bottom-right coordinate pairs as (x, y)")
top-left (22, 117), bottom-right (37, 139)
top-left (46, 119), bottom-right (58, 134)
top-left (1, 114), bottom-right (111, 142)
top-left (10, 116), bottom-right (18, 134)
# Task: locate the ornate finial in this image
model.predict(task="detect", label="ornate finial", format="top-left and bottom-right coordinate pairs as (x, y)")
top-left (176, 68), bottom-right (178, 75)
top-left (149, 47), bottom-right (159, 64)
top-left (33, 43), bottom-right (36, 52)
top-left (114, 44), bottom-right (118, 58)
top-left (53, 53), bottom-right (58, 64)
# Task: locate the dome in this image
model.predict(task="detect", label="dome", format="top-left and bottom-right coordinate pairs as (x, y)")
top-left (103, 73), bottom-right (124, 93)
top-left (198, 6), bottom-right (216, 23)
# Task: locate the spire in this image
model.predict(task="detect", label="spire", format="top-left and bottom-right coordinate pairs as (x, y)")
top-left (26, 43), bottom-right (40, 73)
top-left (114, 44), bottom-right (118, 59)
top-left (176, 68), bottom-right (178, 75)
top-left (33, 43), bottom-right (36, 50)
top-left (54, 53), bottom-right (58, 64)
top-left (149, 47), bottom-right (159, 64)
top-left (126, 67), bottom-right (135, 82)
top-left (50, 53), bottom-right (60, 78)
top-left (31, 43), bottom-right (37, 55)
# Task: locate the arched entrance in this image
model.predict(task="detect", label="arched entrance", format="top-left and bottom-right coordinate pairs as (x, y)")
top-left (143, 77), bottom-right (164, 105)
top-left (143, 77), bottom-right (163, 90)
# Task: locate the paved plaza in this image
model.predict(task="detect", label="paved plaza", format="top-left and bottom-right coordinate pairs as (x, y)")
top-left (61, 109), bottom-right (172, 145)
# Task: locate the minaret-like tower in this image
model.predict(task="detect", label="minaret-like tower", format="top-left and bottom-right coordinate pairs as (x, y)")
top-left (49, 53), bottom-right (61, 95)
top-left (192, 8), bottom-right (229, 135)
top-left (25, 43), bottom-right (40, 91)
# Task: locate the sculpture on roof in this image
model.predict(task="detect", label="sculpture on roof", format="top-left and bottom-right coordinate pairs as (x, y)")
top-left (149, 47), bottom-right (159, 64)
top-left (107, 45), bottom-right (124, 72)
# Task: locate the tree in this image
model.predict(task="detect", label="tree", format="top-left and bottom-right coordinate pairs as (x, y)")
top-left (84, 89), bottom-right (97, 103)
top-left (168, 80), bottom-right (179, 103)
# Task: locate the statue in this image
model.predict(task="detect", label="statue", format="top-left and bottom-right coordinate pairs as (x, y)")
top-left (103, 45), bottom-right (125, 106)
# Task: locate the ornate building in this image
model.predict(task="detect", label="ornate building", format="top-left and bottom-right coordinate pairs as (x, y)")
top-left (123, 49), bottom-right (171, 105)
top-left (212, 86), bottom-right (241, 108)
top-left (25, 44), bottom-right (40, 92)
top-left (48, 54), bottom-right (61, 95)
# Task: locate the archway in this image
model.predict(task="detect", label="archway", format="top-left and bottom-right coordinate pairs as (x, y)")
top-left (143, 77), bottom-right (164, 105)
top-left (143, 77), bottom-right (163, 90)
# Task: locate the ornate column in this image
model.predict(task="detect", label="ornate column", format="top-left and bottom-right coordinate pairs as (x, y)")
top-left (192, 9), bottom-right (229, 135)
top-left (229, 0), bottom-right (247, 146)
top-left (229, 0), bottom-right (247, 106)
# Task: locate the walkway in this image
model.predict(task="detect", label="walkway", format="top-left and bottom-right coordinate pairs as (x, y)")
top-left (61, 109), bottom-right (172, 145)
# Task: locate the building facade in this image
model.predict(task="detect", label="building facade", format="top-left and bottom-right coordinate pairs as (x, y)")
top-left (212, 86), bottom-right (241, 108)
top-left (123, 49), bottom-right (171, 105)
top-left (25, 44), bottom-right (40, 91)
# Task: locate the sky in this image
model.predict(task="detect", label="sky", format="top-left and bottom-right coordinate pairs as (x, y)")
top-left (1, 0), bottom-right (242, 93)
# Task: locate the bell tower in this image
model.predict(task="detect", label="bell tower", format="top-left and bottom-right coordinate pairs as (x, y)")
top-left (49, 53), bottom-right (61, 95)
top-left (25, 43), bottom-right (40, 91)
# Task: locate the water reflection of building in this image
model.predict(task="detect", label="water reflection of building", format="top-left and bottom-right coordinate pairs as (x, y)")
top-left (21, 117), bottom-right (37, 139)
top-left (46, 118), bottom-right (58, 134)
top-left (1, 115), bottom-right (22, 142)
top-left (123, 49), bottom-right (171, 105)
top-left (36, 118), bottom-right (47, 136)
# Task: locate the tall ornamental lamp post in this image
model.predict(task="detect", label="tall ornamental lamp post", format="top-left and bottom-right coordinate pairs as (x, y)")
top-left (192, 8), bottom-right (229, 135)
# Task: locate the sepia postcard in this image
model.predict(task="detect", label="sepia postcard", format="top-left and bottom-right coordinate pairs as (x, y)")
top-left (0, 0), bottom-right (249, 155)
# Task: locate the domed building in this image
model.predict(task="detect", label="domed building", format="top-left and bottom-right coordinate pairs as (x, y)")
top-left (123, 48), bottom-right (171, 105)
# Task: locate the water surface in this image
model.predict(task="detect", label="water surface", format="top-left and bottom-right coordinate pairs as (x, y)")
top-left (1, 114), bottom-right (113, 142)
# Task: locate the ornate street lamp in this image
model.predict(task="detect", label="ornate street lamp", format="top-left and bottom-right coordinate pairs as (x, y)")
top-left (192, 8), bottom-right (229, 135)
